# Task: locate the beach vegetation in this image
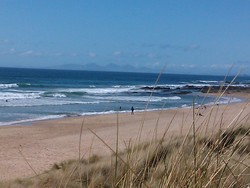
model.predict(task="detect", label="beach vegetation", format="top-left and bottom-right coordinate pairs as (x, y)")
top-left (1, 122), bottom-right (249, 187)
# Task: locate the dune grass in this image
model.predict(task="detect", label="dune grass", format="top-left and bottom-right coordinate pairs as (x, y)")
top-left (1, 116), bottom-right (249, 187)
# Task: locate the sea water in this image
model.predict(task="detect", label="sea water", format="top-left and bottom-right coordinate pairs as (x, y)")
top-left (0, 67), bottom-right (249, 125)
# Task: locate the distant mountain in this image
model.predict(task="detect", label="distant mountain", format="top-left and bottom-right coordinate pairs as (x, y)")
top-left (49, 63), bottom-right (156, 73)
top-left (50, 63), bottom-right (102, 71)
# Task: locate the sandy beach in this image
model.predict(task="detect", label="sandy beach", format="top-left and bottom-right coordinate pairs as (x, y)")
top-left (0, 95), bottom-right (249, 181)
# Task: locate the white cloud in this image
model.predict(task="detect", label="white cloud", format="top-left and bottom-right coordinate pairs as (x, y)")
top-left (54, 52), bottom-right (64, 56)
top-left (235, 60), bottom-right (250, 67)
top-left (159, 43), bottom-right (200, 52)
top-left (186, 44), bottom-right (200, 51)
top-left (148, 53), bottom-right (165, 60)
top-left (9, 48), bottom-right (16, 53)
top-left (70, 53), bottom-right (78, 57)
top-left (113, 51), bottom-right (121, 56)
top-left (181, 64), bottom-right (196, 68)
top-left (0, 48), bottom-right (17, 55)
top-left (19, 50), bottom-right (43, 57)
top-left (111, 51), bottom-right (163, 60)
top-left (0, 39), bottom-right (11, 44)
top-left (210, 64), bottom-right (219, 68)
top-left (20, 50), bottom-right (34, 56)
top-left (147, 53), bottom-right (157, 58)
top-left (142, 43), bottom-right (155, 48)
top-left (88, 52), bottom-right (96, 58)
top-left (210, 64), bottom-right (234, 69)
top-left (151, 61), bottom-right (160, 67)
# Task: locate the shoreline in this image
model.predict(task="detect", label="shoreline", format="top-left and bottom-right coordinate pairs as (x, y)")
top-left (0, 93), bottom-right (249, 181)
top-left (1, 91), bottom-right (249, 127)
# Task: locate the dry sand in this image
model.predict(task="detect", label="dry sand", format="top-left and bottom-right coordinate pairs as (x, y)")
top-left (0, 97), bottom-right (249, 181)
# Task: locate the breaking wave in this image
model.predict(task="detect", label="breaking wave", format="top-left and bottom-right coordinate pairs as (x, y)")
top-left (0, 83), bottom-right (19, 89)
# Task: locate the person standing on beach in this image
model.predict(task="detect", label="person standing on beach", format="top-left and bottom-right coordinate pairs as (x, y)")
top-left (131, 106), bottom-right (134, 115)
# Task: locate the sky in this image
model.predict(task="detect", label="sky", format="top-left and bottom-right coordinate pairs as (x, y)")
top-left (0, 1), bottom-right (250, 75)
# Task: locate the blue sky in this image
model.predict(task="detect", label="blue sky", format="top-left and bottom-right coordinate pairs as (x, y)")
top-left (0, 1), bottom-right (250, 75)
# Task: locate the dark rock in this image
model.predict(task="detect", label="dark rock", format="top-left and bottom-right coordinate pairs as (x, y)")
top-left (201, 86), bottom-right (250, 93)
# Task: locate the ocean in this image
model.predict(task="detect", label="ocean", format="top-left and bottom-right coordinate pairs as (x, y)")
top-left (0, 67), bottom-right (249, 126)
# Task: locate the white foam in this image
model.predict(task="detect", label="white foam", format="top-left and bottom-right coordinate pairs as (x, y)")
top-left (185, 84), bottom-right (211, 88)
top-left (58, 87), bottom-right (134, 94)
top-left (0, 92), bottom-right (41, 100)
top-left (219, 97), bottom-right (243, 104)
top-left (231, 84), bottom-right (250, 87)
top-left (166, 96), bottom-right (181, 100)
top-left (197, 80), bottom-right (220, 84)
top-left (112, 85), bottom-right (122, 88)
top-left (112, 85), bottom-right (136, 88)
top-left (80, 107), bottom-right (179, 116)
top-left (139, 84), bottom-right (209, 90)
top-left (0, 83), bottom-right (19, 89)
top-left (206, 96), bottom-right (243, 106)
top-left (0, 115), bottom-right (66, 126)
top-left (150, 84), bottom-right (184, 90)
top-left (81, 110), bottom-right (117, 116)
top-left (87, 95), bottom-right (181, 102)
top-left (52, 93), bottom-right (67, 98)
top-left (139, 82), bottom-right (250, 91)
top-left (166, 84), bottom-right (186, 89)
top-left (0, 99), bottom-right (107, 107)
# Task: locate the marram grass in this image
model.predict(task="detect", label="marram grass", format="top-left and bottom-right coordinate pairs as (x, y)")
top-left (1, 122), bottom-right (249, 188)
